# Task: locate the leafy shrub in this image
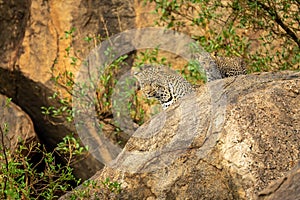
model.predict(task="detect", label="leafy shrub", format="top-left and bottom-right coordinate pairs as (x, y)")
top-left (0, 122), bottom-right (82, 199)
top-left (145, 0), bottom-right (300, 71)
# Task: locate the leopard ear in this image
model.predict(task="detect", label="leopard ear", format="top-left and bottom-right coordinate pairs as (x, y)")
top-left (133, 71), bottom-right (141, 79)
top-left (136, 82), bottom-right (141, 90)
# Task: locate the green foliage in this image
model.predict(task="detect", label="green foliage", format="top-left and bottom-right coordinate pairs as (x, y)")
top-left (49, 28), bottom-right (134, 126)
top-left (68, 178), bottom-right (122, 199)
top-left (145, 0), bottom-right (300, 71)
top-left (0, 128), bottom-right (82, 199)
top-left (55, 134), bottom-right (89, 167)
top-left (97, 51), bottom-right (129, 115)
top-left (133, 47), bottom-right (169, 67)
top-left (0, 119), bottom-right (119, 199)
top-left (179, 59), bottom-right (206, 84)
top-left (0, 97), bottom-right (88, 199)
top-left (101, 177), bottom-right (122, 194)
top-left (5, 97), bottom-right (12, 107)
top-left (69, 180), bottom-right (99, 199)
top-left (63, 27), bottom-right (76, 39)
top-left (41, 93), bottom-right (74, 123)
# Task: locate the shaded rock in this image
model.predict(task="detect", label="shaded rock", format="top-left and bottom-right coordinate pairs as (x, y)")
top-left (0, 94), bottom-right (37, 153)
top-left (60, 71), bottom-right (300, 199)
top-left (257, 161), bottom-right (300, 200)
top-left (0, 0), bottom-right (30, 68)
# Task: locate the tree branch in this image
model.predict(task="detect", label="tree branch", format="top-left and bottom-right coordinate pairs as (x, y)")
top-left (253, 0), bottom-right (300, 47)
top-left (0, 125), bottom-right (8, 199)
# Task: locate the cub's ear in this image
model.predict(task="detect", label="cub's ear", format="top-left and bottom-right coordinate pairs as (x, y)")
top-left (136, 82), bottom-right (141, 90)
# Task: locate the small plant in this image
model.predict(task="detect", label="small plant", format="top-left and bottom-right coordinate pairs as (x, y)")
top-left (41, 92), bottom-right (74, 123)
top-left (1, 98), bottom-right (83, 199)
top-left (49, 28), bottom-right (136, 135)
top-left (179, 59), bottom-right (206, 84)
top-left (101, 177), bottom-right (122, 194)
top-left (133, 47), bottom-right (169, 68)
top-left (0, 138), bottom-right (83, 199)
top-left (68, 177), bottom-right (122, 199)
top-left (69, 180), bottom-right (99, 200)
top-left (55, 134), bottom-right (89, 166)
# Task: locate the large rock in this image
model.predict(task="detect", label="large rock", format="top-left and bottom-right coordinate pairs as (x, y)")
top-left (0, 0), bottom-right (135, 179)
top-left (0, 94), bottom-right (37, 153)
top-left (60, 71), bottom-right (300, 199)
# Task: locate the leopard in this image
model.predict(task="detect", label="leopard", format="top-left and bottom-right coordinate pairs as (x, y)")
top-left (212, 56), bottom-right (247, 78)
top-left (134, 55), bottom-right (246, 109)
top-left (133, 65), bottom-right (195, 110)
top-left (192, 52), bottom-right (247, 82)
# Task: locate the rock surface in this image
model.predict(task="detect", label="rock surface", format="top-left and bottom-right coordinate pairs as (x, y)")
top-left (258, 161), bottom-right (300, 200)
top-left (60, 71), bottom-right (300, 199)
top-left (0, 94), bottom-right (37, 153)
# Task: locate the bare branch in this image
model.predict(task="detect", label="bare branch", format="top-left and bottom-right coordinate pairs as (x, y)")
top-left (0, 125), bottom-right (8, 199)
top-left (251, 0), bottom-right (300, 47)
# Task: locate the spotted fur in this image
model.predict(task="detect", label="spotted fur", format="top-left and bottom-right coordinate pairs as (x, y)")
top-left (134, 56), bottom-right (246, 109)
top-left (212, 56), bottom-right (247, 78)
top-left (134, 65), bottom-right (195, 109)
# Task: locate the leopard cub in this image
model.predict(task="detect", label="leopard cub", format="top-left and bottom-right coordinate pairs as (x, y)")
top-left (212, 56), bottom-right (247, 78)
top-left (133, 65), bottom-right (195, 110)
